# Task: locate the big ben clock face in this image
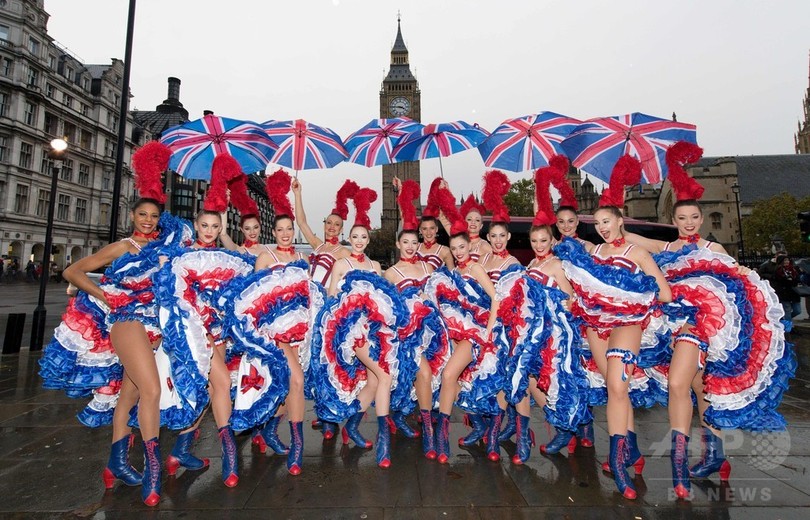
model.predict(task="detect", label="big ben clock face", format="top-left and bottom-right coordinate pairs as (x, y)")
top-left (389, 97), bottom-right (411, 117)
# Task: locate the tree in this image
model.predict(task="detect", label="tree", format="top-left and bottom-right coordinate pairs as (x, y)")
top-left (743, 193), bottom-right (810, 256)
top-left (503, 178), bottom-right (535, 217)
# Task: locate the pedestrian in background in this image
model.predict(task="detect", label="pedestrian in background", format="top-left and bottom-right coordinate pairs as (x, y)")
top-left (774, 256), bottom-right (801, 320)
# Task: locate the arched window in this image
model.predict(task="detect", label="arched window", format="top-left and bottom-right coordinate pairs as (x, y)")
top-left (710, 212), bottom-right (723, 230)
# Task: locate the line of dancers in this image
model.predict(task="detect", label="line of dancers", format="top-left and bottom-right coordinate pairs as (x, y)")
top-left (40, 141), bottom-right (795, 505)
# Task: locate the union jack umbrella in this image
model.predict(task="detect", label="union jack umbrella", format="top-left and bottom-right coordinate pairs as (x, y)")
top-left (478, 112), bottom-right (580, 172)
top-left (343, 118), bottom-right (424, 167)
top-left (560, 112), bottom-right (697, 184)
top-left (392, 121), bottom-right (490, 177)
top-left (160, 114), bottom-right (277, 180)
top-left (263, 119), bottom-right (348, 173)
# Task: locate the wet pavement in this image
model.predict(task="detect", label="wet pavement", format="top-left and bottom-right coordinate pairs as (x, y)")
top-left (1, 282), bottom-right (810, 519)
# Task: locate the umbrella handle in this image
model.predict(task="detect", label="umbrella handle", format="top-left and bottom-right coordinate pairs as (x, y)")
top-left (439, 155), bottom-right (444, 178)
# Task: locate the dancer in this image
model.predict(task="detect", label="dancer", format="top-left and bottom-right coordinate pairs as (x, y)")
top-left (218, 173), bottom-right (267, 256)
top-left (416, 178), bottom-right (453, 268)
top-left (385, 179), bottom-right (451, 459)
top-left (312, 185), bottom-right (406, 468)
top-left (555, 155), bottom-right (672, 499)
top-left (437, 181), bottom-right (492, 262)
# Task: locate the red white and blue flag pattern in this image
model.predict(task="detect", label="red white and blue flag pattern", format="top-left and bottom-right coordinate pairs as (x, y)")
top-left (263, 119), bottom-right (348, 171)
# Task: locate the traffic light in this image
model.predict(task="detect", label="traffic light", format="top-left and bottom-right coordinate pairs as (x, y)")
top-left (799, 211), bottom-right (810, 243)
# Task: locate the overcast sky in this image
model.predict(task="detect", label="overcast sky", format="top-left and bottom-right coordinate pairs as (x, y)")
top-left (46, 0), bottom-right (810, 228)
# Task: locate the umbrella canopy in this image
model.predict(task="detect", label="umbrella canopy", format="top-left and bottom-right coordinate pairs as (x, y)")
top-left (392, 121), bottom-right (490, 176)
top-left (344, 118), bottom-right (424, 167)
top-left (478, 112), bottom-right (580, 172)
top-left (560, 112), bottom-right (697, 184)
top-left (160, 114), bottom-right (277, 180)
top-left (263, 119), bottom-right (348, 172)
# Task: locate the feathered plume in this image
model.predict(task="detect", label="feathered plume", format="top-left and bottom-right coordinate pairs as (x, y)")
top-left (228, 175), bottom-right (259, 219)
top-left (353, 187), bottom-right (378, 229)
top-left (131, 140), bottom-right (169, 204)
top-left (422, 177), bottom-right (444, 218)
top-left (203, 154), bottom-right (243, 212)
top-left (532, 165), bottom-right (556, 227)
top-left (665, 141), bottom-right (705, 201)
top-left (459, 194), bottom-right (486, 218)
top-left (265, 168), bottom-right (294, 220)
top-left (398, 179), bottom-right (420, 231)
top-left (482, 170), bottom-right (511, 223)
top-left (332, 180), bottom-right (359, 220)
top-left (546, 155), bottom-right (577, 210)
top-left (598, 155), bottom-right (642, 208)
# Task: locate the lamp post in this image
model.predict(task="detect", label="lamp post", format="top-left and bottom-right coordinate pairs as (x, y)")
top-left (731, 182), bottom-right (744, 259)
top-left (30, 138), bottom-right (68, 351)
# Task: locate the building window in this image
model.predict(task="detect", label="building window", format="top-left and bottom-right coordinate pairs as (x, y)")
top-left (45, 83), bottom-right (54, 98)
top-left (100, 203), bottom-right (110, 225)
top-left (28, 37), bottom-right (39, 56)
top-left (62, 92), bottom-right (73, 109)
top-left (0, 135), bottom-right (8, 162)
top-left (15, 184), bottom-right (29, 213)
top-left (44, 111), bottom-right (58, 135)
top-left (27, 67), bottom-right (38, 87)
top-left (78, 163), bottom-right (90, 186)
top-left (710, 212), bottom-right (723, 231)
top-left (102, 170), bottom-right (112, 190)
top-left (39, 154), bottom-right (52, 174)
top-left (36, 189), bottom-right (49, 217)
top-left (57, 194), bottom-right (70, 221)
top-left (0, 91), bottom-right (7, 116)
top-left (79, 129), bottom-right (91, 150)
top-left (48, 54), bottom-right (56, 70)
top-left (64, 66), bottom-right (73, 81)
top-left (18, 142), bottom-right (33, 169)
top-left (60, 159), bottom-right (74, 182)
top-left (104, 139), bottom-right (116, 158)
top-left (23, 101), bottom-right (36, 125)
top-left (1, 58), bottom-right (11, 77)
top-left (75, 198), bottom-right (87, 223)
top-left (81, 103), bottom-right (90, 117)
top-left (0, 24), bottom-right (9, 41)
top-left (63, 122), bottom-right (76, 143)
top-left (82, 77), bottom-right (89, 90)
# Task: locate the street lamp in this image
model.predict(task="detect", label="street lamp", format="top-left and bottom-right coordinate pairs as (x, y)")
top-left (30, 138), bottom-right (68, 351)
top-left (731, 182), bottom-right (744, 259)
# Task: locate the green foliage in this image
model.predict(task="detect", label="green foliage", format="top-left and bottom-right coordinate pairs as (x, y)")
top-left (743, 193), bottom-right (810, 255)
top-left (503, 178), bottom-right (535, 217)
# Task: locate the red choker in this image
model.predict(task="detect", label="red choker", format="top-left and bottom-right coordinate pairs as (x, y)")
top-left (195, 239), bottom-right (216, 248)
top-left (400, 255), bottom-right (419, 264)
top-left (610, 237), bottom-right (626, 248)
top-left (534, 252), bottom-right (553, 263)
top-left (469, 235), bottom-right (480, 242)
top-left (325, 236), bottom-right (339, 245)
top-left (455, 257), bottom-right (472, 270)
top-left (679, 234), bottom-right (701, 244)
top-left (276, 245), bottom-right (296, 254)
top-left (492, 249), bottom-right (510, 258)
top-left (422, 240), bottom-right (436, 249)
top-left (132, 230), bottom-right (159, 240)
top-left (350, 253), bottom-right (366, 263)
top-left (243, 239), bottom-right (258, 248)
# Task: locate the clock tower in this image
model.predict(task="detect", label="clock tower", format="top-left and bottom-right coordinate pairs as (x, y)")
top-left (380, 15), bottom-right (421, 238)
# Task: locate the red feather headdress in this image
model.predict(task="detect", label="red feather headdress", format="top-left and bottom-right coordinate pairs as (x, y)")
top-left (598, 155), bottom-right (642, 208)
top-left (228, 175), bottom-right (259, 220)
top-left (665, 141), bottom-right (705, 201)
top-left (332, 180), bottom-right (359, 220)
top-left (482, 170), bottom-right (511, 223)
top-left (397, 179), bottom-right (420, 231)
top-left (203, 154), bottom-right (243, 212)
top-left (352, 187), bottom-right (378, 229)
top-left (459, 194), bottom-right (485, 218)
top-left (131, 141), bottom-right (169, 204)
top-left (547, 155), bottom-right (577, 210)
top-left (265, 168), bottom-right (294, 220)
top-left (422, 178), bottom-right (444, 218)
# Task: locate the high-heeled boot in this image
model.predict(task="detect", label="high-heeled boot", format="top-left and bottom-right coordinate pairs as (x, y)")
top-left (252, 416), bottom-right (288, 455)
top-left (341, 411), bottom-right (372, 448)
top-left (322, 421), bottom-right (338, 440)
top-left (218, 426), bottom-right (239, 487)
top-left (166, 429), bottom-right (210, 475)
top-left (511, 413), bottom-right (535, 465)
top-left (103, 434), bottom-right (143, 488)
top-left (141, 437), bottom-right (161, 507)
top-left (436, 412), bottom-right (451, 464)
top-left (376, 415), bottom-right (392, 468)
top-left (602, 429), bottom-right (645, 474)
top-left (458, 413), bottom-right (488, 447)
top-left (577, 417), bottom-right (595, 448)
top-left (690, 427), bottom-right (731, 481)
top-left (540, 428), bottom-right (577, 455)
top-left (671, 430), bottom-right (691, 499)
top-left (420, 409), bottom-right (437, 460)
top-left (609, 434), bottom-right (637, 500)
top-left (287, 421), bottom-right (304, 475)
top-left (486, 413), bottom-right (502, 461)
top-left (389, 411), bottom-right (420, 438)
top-left (498, 405), bottom-right (517, 442)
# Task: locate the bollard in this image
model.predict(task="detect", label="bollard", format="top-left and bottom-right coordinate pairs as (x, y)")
top-left (2, 313), bottom-right (26, 354)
